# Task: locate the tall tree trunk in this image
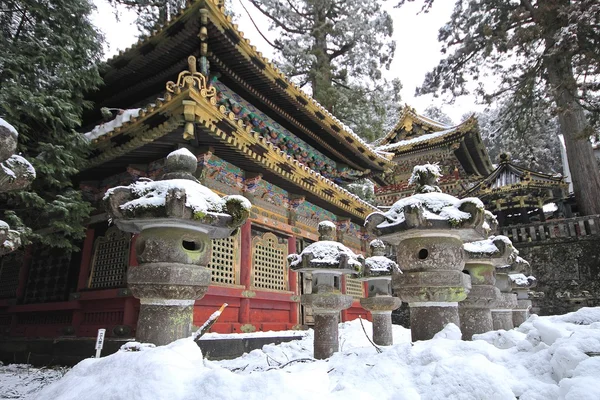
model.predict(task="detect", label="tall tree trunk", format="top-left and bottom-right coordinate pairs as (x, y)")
top-left (309, 6), bottom-right (333, 110)
top-left (544, 55), bottom-right (600, 215)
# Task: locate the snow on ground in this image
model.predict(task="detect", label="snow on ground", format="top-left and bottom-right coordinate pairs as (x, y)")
top-left (2, 308), bottom-right (600, 399)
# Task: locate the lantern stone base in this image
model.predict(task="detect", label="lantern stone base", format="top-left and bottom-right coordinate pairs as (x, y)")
top-left (360, 296), bottom-right (402, 346)
top-left (408, 303), bottom-right (460, 341)
top-left (513, 299), bottom-right (532, 327)
top-left (491, 292), bottom-right (518, 331)
top-left (459, 285), bottom-right (501, 340)
top-left (128, 262), bottom-right (211, 345)
top-left (302, 293), bottom-right (353, 359)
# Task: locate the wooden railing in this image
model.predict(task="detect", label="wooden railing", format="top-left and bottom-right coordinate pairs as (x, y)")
top-left (499, 215), bottom-right (600, 243)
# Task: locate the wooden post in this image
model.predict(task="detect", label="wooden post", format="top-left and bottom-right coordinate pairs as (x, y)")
top-left (288, 235), bottom-right (299, 326)
top-left (77, 228), bottom-right (96, 291)
top-left (238, 221), bottom-right (252, 324)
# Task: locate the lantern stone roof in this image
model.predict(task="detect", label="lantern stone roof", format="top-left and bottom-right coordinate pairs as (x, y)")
top-left (463, 154), bottom-right (568, 211)
top-left (374, 106), bottom-right (493, 178)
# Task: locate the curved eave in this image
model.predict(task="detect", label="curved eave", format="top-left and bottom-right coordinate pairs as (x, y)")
top-left (374, 106), bottom-right (453, 147)
top-left (83, 88), bottom-right (379, 223)
top-left (464, 161), bottom-right (567, 197)
top-left (90, 0), bottom-right (392, 173)
top-left (203, 0), bottom-right (393, 171)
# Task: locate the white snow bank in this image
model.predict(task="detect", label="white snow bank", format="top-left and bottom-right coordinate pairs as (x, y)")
top-left (20, 308), bottom-right (600, 400)
top-left (34, 339), bottom-right (203, 400)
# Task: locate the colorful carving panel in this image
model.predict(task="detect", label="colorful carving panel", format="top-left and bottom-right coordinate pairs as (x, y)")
top-left (211, 78), bottom-right (365, 183)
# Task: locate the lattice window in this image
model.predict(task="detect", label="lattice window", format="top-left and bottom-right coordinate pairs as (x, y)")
top-left (88, 227), bottom-right (131, 289)
top-left (345, 277), bottom-right (364, 299)
top-left (23, 247), bottom-right (72, 304)
top-left (252, 232), bottom-right (288, 291)
top-left (0, 252), bottom-right (22, 299)
top-left (207, 233), bottom-right (239, 285)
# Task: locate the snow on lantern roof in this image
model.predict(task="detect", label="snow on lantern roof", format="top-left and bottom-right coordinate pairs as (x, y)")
top-left (0, 118), bottom-right (18, 139)
top-left (104, 178), bottom-right (249, 218)
top-left (103, 149), bottom-right (251, 234)
top-left (289, 240), bottom-right (364, 270)
top-left (288, 220), bottom-right (364, 274)
top-left (364, 255), bottom-right (400, 276)
top-left (365, 164), bottom-right (487, 240)
top-left (509, 273), bottom-right (537, 288)
top-left (463, 235), bottom-right (520, 267)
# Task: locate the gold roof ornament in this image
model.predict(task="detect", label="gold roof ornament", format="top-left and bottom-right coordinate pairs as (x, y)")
top-left (166, 56), bottom-right (216, 99)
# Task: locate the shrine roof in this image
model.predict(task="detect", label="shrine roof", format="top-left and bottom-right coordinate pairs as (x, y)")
top-left (88, 0), bottom-right (393, 173)
top-left (80, 85), bottom-right (380, 223)
top-left (374, 106), bottom-right (493, 177)
top-left (463, 155), bottom-right (568, 203)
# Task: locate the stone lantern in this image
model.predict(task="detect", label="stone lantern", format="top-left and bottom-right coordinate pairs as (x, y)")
top-left (288, 221), bottom-right (364, 359)
top-left (492, 256), bottom-right (529, 331)
top-left (510, 271), bottom-right (536, 327)
top-left (365, 164), bottom-right (488, 341)
top-left (358, 239), bottom-right (401, 346)
top-left (104, 148), bottom-right (250, 345)
top-left (0, 119), bottom-right (35, 256)
top-left (460, 235), bottom-right (519, 339)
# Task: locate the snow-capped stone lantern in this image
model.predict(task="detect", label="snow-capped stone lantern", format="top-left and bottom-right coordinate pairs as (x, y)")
top-left (288, 221), bottom-right (364, 359)
top-left (460, 234), bottom-right (519, 339)
top-left (510, 269), bottom-right (537, 327)
top-left (0, 118), bottom-right (35, 256)
top-left (364, 164), bottom-right (488, 341)
top-left (492, 256), bottom-right (530, 331)
top-left (104, 148), bottom-right (251, 345)
top-left (358, 239), bottom-right (401, 346)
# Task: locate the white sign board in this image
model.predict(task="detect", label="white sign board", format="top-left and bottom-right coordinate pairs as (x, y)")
top-left (95, 328), bottom-right (106, 358)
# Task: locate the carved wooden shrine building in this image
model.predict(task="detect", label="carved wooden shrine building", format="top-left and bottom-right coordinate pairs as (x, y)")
top-left (0, 0), bottom-right (391, 339)
top-left (373, 106), bottom-right (494, 206)
top-left (0, 0), bottom-right (572, 341)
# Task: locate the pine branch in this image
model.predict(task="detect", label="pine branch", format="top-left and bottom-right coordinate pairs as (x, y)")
top-left (246, 0), bottom-right (308, 35)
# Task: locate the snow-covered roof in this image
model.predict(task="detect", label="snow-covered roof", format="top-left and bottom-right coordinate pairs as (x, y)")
top-left (376, 127), bottom-right (459, 152)
top-left (84, 109), bottom-right (141, 141)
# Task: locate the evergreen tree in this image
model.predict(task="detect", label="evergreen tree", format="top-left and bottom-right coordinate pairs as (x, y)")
top-left (423, 105), bottom-right (454, 126)
top-left (107, 0), bottom-right (187, 36)
top-left (246, 0), bottom-right (401, 141)
top-left (0, 0), bottom-right (103, 249)
top-left (398, 0), bottom-right (600, 215)
top-left (474, 103), bottom-right (562, 173)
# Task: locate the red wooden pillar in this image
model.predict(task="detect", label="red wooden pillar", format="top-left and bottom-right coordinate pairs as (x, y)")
top-left (287, 235), bottom-right (299, 326)
top-left (129, 234), bottom-right (139, 267)
top-left (76, 228), bottom-right (96, 291)
top-left (238, 221), bottom-right (252, 324)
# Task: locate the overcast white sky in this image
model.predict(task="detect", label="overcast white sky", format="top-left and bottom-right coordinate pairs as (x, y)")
top-left (91, 0), bottom-right (485, 123)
